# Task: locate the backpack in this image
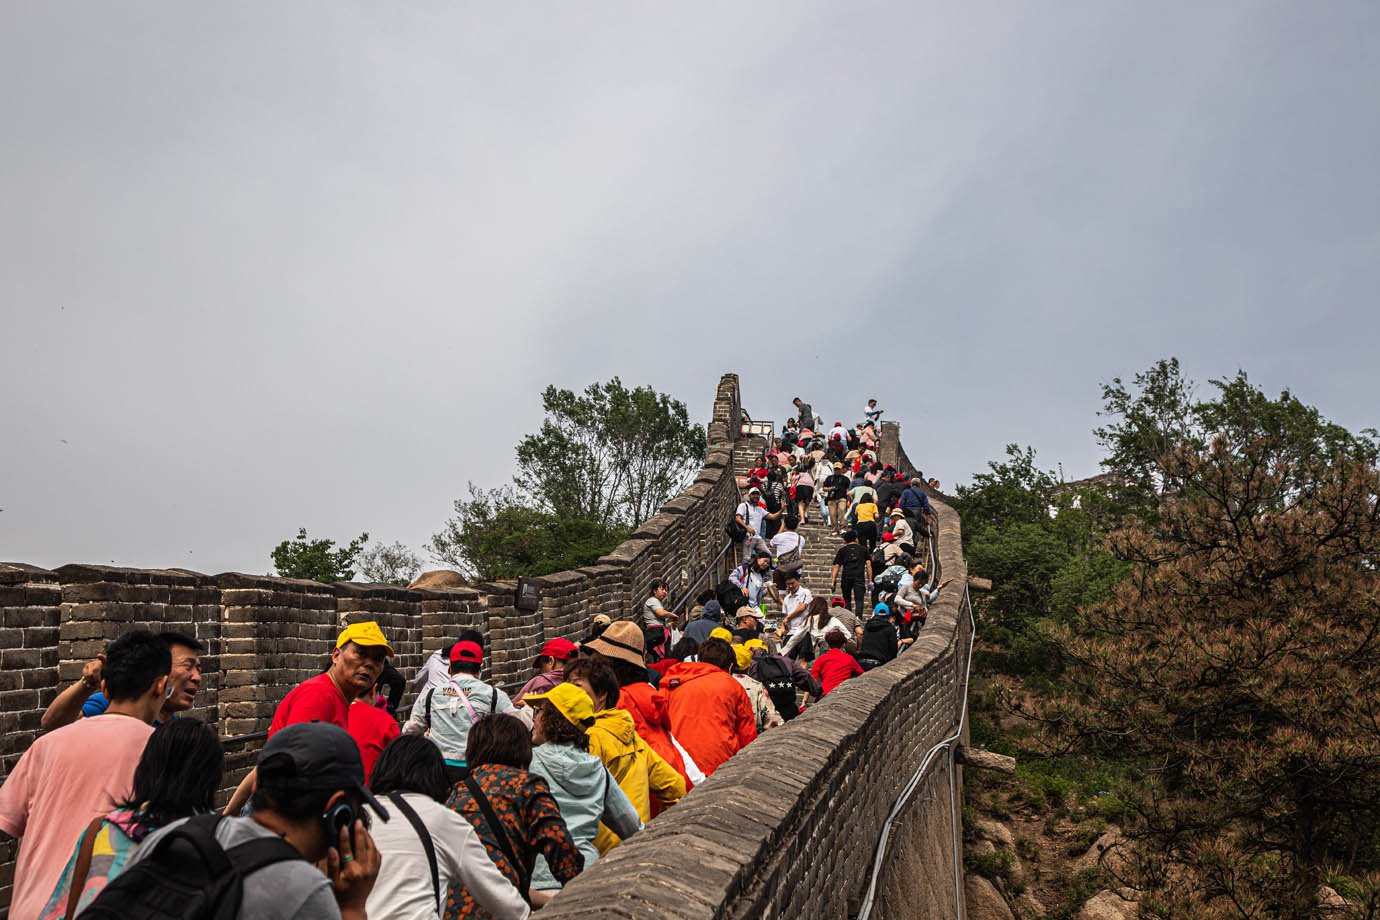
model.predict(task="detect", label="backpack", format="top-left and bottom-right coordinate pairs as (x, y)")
top-left (717, 577), bottom-right (747, 615)
top-left (871, 569), bottom-right (903, 609)
top-left (725, 502), bottom-right (749, 542)
top-left (869, 547), bottom-right (889, 573)
top-left (754, 654), bottom-right (800, 722)
top-left (83, 813), bottom-right (301, 920)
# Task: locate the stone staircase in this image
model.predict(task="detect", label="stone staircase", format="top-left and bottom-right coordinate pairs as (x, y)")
top-left (730, 433), bottom-right (867, 614)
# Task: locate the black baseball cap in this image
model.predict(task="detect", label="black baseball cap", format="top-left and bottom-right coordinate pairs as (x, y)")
top-left (257, 722), bottom-right (390, 822)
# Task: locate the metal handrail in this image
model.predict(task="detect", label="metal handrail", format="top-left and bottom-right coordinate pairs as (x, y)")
top-left (672, 538), bottom-right (736, 617)
top-left (855, 575), bottom-right (974, 920)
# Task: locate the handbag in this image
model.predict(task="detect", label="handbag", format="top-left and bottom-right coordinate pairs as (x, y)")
top-left (464, 775), bottom-right (532, 904)
top-left (776, 535), bottom-right (803, 574)
top-left (63, 815), bottom-right (106, 920)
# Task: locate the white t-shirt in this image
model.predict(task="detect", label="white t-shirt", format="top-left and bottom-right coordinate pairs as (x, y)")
top-left (782, 615), bottom-right (851, 657)
top-left (781, 586), bottom-right (814, 634)
top-left (366, 792), bottom-right (530, 920)
top-left (770, 531), bottom-right (805, 559)
top-left (737, 500), bottom-right (767, 535)
top-left (411, 649), bottom-right (452, 692)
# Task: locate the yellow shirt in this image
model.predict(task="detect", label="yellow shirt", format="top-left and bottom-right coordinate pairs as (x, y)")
top-left (856, 502), bottom-right (879, 523)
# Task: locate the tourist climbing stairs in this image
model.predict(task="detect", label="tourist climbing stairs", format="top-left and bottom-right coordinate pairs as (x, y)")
top-left (730, 428), bottom-right (869, 617)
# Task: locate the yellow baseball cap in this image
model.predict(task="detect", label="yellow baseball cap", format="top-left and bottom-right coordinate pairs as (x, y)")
top-left (732, 643), bottom-right (752, 671)
top-left (336, 621), bottom-right (394, 657)
top-left (524, 682), bottom-right (595, 729)
top-left (709, 627), bottom-right (734, 642)
top-left (745, 638), bottom-right (768, 653)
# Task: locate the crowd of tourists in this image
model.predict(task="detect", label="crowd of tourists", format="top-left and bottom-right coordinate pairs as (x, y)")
top-left (0, 397), bottom-right (945, 920)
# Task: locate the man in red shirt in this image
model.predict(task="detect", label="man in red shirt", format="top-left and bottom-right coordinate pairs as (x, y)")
top-left (348, 675), bottom-right (401, 782)
top-left (227, 621), bottom-right (394, 813)
top-left (811, 629), bottom-right (864, 696)
top-left (269, 621), bottom-right (394, 734)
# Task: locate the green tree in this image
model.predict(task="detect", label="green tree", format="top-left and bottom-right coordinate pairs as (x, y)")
top-left (514, 377), bottom-right (707, 528)
top-left (954, 444), bottom-right (1061, 548)
top-left (1038, 384), bottom-right (1380, 918)
top-left (271, 527), bottom-right (369, 583)
top-left (430, 485), bottom-right (626, 581)
top-left (1095, 358), bottom-right (1378, 523)
top-left (1094, 356), bottom-right (1199, 521)
top-left (358, 541), bottom-right (423, 585)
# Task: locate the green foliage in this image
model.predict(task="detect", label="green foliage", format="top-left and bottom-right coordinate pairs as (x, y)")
top-left (1095, 358), bottom-right (1379, 524)
top-left (966, 522), bottom-right (1071, 636)
top-left (433, 378), bottom-right (704, 581)
top-left (955, 444), bottom-right (1060, 546)
top-left (1095, 357), bottom-right (1198, 519)
top-left (515, 377), bottom-right (707, 528)
top-left (1046, 869), bottom-right (1108, 920)
top-left (964, 845), bottom-right (1016, 882)
top-left (967, 358), bottom-right (1380, 918)
top-left (271, 527), bottom-right (368, 583)
top-left (358, 541), bottom-right (423, 585)
top-left (1048, 548), bottom-right (1129, 623)
top-left (1041, 365), bottom-right (1380, 915)
top-left (430, 485), bottom-right (627, 581)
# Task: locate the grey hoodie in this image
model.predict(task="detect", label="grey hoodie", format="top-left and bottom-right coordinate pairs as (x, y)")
top-left (528, 742), bottom-right (641, 890)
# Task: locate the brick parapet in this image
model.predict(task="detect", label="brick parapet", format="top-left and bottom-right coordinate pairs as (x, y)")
top-left (541, 431), bottom-right (971, 919)
top-left (0, 374), bottom-right (969, 915)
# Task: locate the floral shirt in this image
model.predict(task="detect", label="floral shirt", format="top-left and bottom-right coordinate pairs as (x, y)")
top-left (444, 765), bottom-right (582, 918)
top-left (39, 808), bottom-right (150, 919)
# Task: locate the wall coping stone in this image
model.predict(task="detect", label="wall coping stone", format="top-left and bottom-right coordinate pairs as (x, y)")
top-left (0, 562), bottom-right (58, 585)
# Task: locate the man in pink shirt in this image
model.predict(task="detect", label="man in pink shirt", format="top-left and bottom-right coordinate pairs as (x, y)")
top-left (0, 630), bottom-right (171, 919)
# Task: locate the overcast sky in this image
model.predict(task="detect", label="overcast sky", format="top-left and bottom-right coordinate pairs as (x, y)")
top-left (3, 2), bottom-right (1377, 575)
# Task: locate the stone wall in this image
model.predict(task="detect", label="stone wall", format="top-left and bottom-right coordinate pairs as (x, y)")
top-left (538, 424), bottom-right (973, 920)
top-left (0, 374), bottom-right (972, 917)
top-left (0, 373), bottom-right (747, 911)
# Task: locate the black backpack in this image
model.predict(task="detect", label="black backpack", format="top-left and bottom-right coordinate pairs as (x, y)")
top-left (716, 578), bottom-right (748, 616)
top-left (754, 654), bottom-right (800, 722)
top-left (83, 813), bottom-right (302, 920)
top-left (869, 548), bottom-right (889, 573)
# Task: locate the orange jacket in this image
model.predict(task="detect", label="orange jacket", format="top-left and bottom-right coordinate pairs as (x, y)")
top-left (662, 661), bottom-right (758, 777)
top-left (618, 683), bottom-right (690, 786)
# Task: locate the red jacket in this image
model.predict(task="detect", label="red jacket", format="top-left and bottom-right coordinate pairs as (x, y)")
top-left (810, 648), bottom-right (864, 696)
top-left (618, 683), bottom-right (690, 787)
top-left (662, 661), bottom-right (757, 777)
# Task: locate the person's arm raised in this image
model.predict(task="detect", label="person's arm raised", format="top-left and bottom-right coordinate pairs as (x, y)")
top-left (40, 655), bottom-right (104, 732)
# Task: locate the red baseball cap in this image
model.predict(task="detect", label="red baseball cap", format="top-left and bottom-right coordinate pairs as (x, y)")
top-left (882, 532), bottom-right (896, 542)
top-left (830, 597), bottom-right (846, 607)
top-left (538, 638), bottom-right (579, 661)
top-left (449, 641), bottom-right (483, 664)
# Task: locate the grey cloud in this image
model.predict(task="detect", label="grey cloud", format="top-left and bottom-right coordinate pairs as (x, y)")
top-left (2, 2), bottom-right (1376, 572)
